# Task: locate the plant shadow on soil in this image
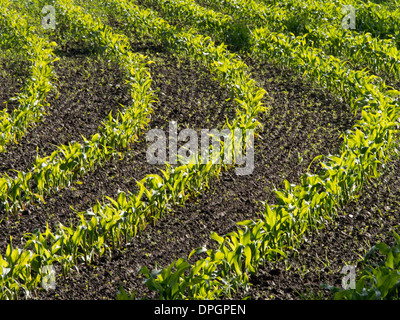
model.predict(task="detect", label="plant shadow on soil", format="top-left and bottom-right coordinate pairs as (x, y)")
top-left (0, 50), bottom-right (30, 115)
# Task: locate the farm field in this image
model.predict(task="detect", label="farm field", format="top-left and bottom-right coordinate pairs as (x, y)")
top-left (1, 0), bottom-right (400, 301)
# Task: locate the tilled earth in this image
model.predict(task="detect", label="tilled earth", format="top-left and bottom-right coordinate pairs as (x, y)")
top-left (1, 2), bottom-right (399, 302)
top-left (10, 43), bottom-right (367, 300)
top-left (0, 38), bottom-right (237, 252)
top-left (0, 50), bottom-right (130, 175)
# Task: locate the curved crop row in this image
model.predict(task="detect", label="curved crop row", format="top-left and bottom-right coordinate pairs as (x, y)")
top-left (0, 0), bottom-right (268, 299)
top-left (0, 0), bottom-right (57, 153)
top-left (0, 0), bottom-right (155, 217)
top-left (118, 0), bottom-right (400, 300)
top-left (2, 0), bottom-right (399, 301)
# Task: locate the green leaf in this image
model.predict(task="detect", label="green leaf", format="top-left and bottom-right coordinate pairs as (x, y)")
top-left (210, 231), bottom-right (225, 245)
top-left (116, 285), bottom-right (136, 300)
top-left (244, 246), bottom-right (252, 270)
top-left (188, 246), bottom-right (207, 259)
top-left (11, 248), bottom-right (20, 265)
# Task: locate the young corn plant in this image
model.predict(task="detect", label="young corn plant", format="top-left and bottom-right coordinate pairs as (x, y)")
top-left (0, 0), bottom-right (58, 153)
